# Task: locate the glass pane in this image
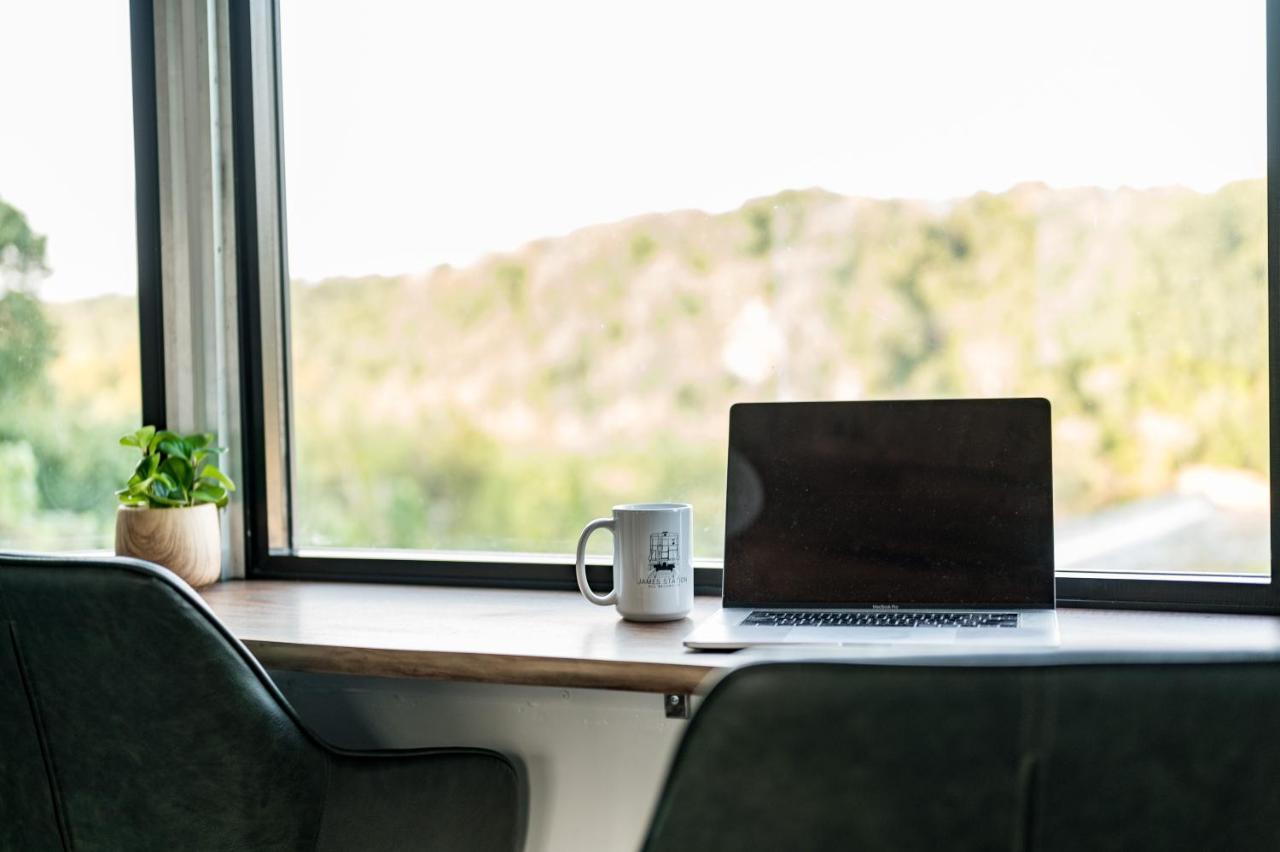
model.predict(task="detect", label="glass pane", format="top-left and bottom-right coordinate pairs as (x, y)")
top-left (0, 2), bottom-right (140, 550)
top-left (280, 0), bottom-right (1267, 575)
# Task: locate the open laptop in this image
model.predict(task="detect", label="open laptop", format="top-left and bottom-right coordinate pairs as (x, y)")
top-left (684, 399), bottom-right (1059, 649)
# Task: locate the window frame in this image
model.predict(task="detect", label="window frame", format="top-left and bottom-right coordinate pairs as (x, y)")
top-left (131, 0), bottom-right (168, 431)
top-left (0, 0), bottom-right (166, 554)
top-left (222, 0), bottom-right (1280, 613)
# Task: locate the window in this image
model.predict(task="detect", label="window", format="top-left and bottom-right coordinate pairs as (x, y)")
top-left (0, 2), bottom-right (142, 551)
top-left (236, 0), bottom-right (1277, 609)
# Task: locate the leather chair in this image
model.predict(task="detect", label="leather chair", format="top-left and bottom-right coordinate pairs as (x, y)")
top-left (0, 553), bottom-right (525, 852)
top-left (641, 658), bottom-right (1280, 852)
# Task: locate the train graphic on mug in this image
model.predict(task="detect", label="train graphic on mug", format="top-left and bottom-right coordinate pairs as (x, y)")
top-left (647, 532), bottom-right (679, 575)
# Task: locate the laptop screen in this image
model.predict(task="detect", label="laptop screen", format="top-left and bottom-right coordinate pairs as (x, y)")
top-left (723, 399), bottom-right (1054, 608)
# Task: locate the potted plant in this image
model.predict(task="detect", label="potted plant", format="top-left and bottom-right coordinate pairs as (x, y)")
top-left (114, 426), bottom-right (236, 588)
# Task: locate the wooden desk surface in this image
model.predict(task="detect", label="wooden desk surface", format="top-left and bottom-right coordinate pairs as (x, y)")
top-left (200, 580), bottom-right (738, 693)
top-left (199, 580), bottom-right (1280, 694)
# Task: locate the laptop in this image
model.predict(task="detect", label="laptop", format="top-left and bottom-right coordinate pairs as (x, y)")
top-left (684, 398), bottom-right (1060, 649)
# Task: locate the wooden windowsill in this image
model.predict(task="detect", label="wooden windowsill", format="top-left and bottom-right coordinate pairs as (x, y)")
top-left (200, 580), bottom-right (735, 693)
top-left (199, 580), bottom-right (1280, 694)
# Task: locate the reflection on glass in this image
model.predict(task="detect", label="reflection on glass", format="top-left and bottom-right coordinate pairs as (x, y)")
top-left (0, 2), bottom-right (140, 551)
top-left (280, 0), bottom-right (1268, 574)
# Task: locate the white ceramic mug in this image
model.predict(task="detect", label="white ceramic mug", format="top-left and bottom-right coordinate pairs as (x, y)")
top-left (575, 503), bottom-right (694, 622)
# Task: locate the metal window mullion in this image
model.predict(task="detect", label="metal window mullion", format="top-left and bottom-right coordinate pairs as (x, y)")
top-left (130, 0), bottom-right (166, 429)
top-left (248, 0), bottom-right (292, 551)
top-left (228, 0), bottom-right (293, 559)
top-left (151, 0), bottom-right (244, 578)
top-left (213, 0), bottom-right (246, 576)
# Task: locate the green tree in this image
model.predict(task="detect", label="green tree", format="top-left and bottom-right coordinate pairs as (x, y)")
top-left (0, 196), bottom-right (54, 401)
top-left (0, 198), bottom-right (47, 271)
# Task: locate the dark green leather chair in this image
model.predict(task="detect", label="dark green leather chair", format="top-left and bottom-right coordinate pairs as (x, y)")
top-left (0, 553), bottom-right (525, 852)
top-left (642, 658), bottom-right (1280, 852)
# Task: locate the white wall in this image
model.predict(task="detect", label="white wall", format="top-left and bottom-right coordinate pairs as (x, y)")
top-left (270, 671), bottom-right (690, 852)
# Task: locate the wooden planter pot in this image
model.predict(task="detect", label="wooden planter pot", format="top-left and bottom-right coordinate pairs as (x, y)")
top-left (115, 503), bottom-right (222, 588)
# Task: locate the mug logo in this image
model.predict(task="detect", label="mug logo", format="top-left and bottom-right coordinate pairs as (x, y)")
top-left (641, 531), bottom-right (685, 587)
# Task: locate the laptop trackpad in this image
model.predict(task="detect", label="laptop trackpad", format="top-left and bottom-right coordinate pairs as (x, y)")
top-left (788, 627), bottom-right (961, 645)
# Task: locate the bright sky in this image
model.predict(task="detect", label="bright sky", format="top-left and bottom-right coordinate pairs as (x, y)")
top-left (0, 1), bottom-right (1266, 299)
top-left (0, 2), bottom-right (135, 302)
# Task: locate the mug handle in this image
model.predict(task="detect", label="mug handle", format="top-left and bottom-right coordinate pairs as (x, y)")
top-left (575, 518), bottom-right (617, 606)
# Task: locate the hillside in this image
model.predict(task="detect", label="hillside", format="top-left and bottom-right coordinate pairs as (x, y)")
top-left (0, 294), bottom-right (139, 549)
top-left (8, 180), bottom-right (1268, 563)
top-left (5, 180), bottom-right (1264, 557)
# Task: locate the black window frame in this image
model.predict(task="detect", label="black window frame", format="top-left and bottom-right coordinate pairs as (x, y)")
top-left (131, 0), bottom-right (168, 432)
top-left (218, 0), bottom-right (1280, 613)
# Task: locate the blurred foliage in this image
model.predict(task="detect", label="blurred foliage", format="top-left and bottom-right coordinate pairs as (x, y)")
top-left (0, 196), bottom-right (55, 402)
top-left (286, 180), bottom-right (1267, 560)
top-left (0, 289), bottom-right (54, 402)
top-left (0, 196), bottom-right (48, 274)
top-left (1, 181), bottom-right (1270, 566)
top-left (0, 196), bottom-right (139, 550)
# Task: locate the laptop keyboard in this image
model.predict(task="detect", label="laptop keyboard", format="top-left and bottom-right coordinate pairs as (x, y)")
top-left (743, 610), bottom-right (1020, 628)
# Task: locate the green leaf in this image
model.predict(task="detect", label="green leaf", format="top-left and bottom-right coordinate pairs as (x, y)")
top-left (121, 425), bottom-right (156, 450)
top-left (191, 485), bottom-right (226, 506)
top-left (154, 477), bottom-right (186, 503)
top-left (186, 432), bottom-right (215, 450)
top-left (158, 439), bottom-right (189, 461)
top-left (160, 456), bottom-right (191, 488)
top-left (148, 493), bottom-right (186, 507)
top-left (199, 465), bottom-right (237, 492)
top-left (149, 430), bottom-right (180, 454)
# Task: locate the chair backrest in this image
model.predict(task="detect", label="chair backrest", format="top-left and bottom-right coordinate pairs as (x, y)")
top-left (1, 603), bottom-right (64, 851)
top-left (641, 659), bottom-right (1280, 852)
top-left (0, 554), bottom-right (329, 851)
